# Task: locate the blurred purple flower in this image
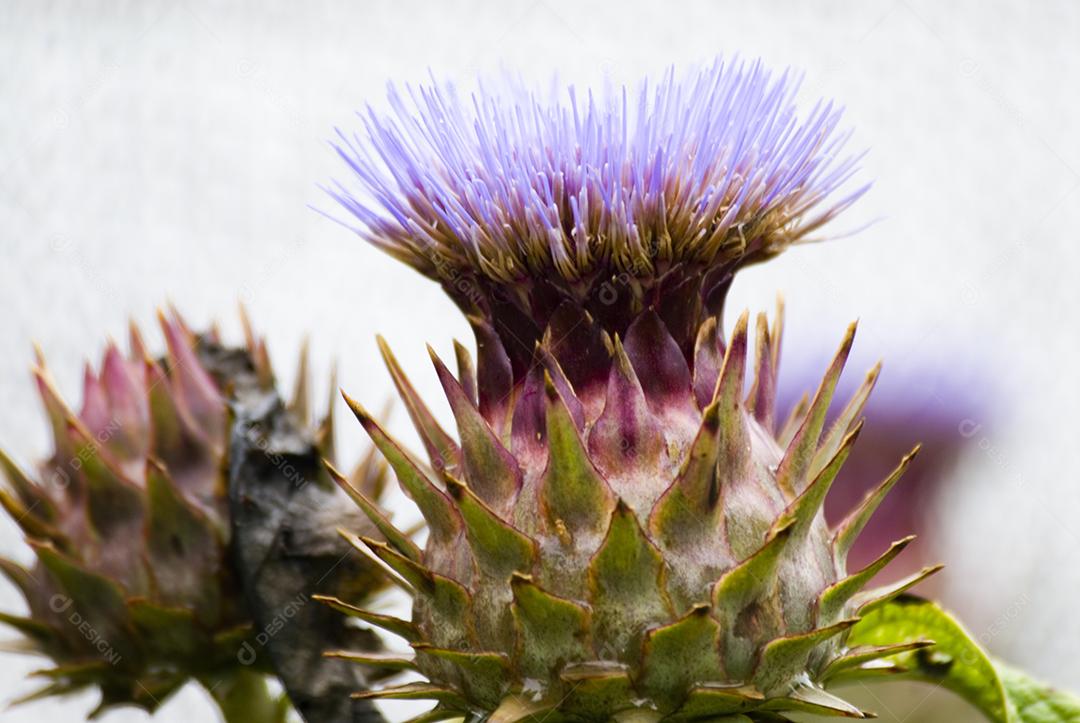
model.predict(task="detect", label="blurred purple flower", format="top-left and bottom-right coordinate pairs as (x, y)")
top-left (781, 361), bottom-right (989, 577)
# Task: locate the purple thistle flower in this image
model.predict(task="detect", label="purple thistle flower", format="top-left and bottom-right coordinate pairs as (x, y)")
top-left (326, 58), bottom-right (869, 382)
top-left (327, 57), bottom-right (867, 291)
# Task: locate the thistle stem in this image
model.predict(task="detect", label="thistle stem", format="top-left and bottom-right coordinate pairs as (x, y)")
top-left (202, 669), bottom-right (285, 723)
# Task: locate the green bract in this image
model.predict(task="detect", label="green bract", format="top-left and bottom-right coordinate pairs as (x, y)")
top-left (326, 302), bottom-right (942, 721)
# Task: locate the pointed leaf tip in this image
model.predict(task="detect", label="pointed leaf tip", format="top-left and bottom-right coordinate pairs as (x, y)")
top-left (822, 639), bottom-right (936, 682)
top-left (453, 339), bottom-right (478, 406)
top-left (323, 649), bottom-right (418, 671)
top-left (288, 337), bottom-right (311, 424)
top-left (325, 460), bottom-right (421, 562)
top-left (772, 684), bottom-right (869, 718)
top-left (713, 521), bottom-right (794, 614)
top-left (622, 309), bottom-right (695, 420)
top-left (376, 335), bottom-right (460, 473)
top-left (588, 336), bottom-right (665, 486)
top-left (711, 311), bottom-right (749, 408)
top-left (819, 535), bottom-right (915, 623)
top-left (834, 444), bottom-right (921, 563)
top-left (466, 314), bottom-right (516, 436)
top-left (692, 315), bottom-right (723, 409)
top-left (343, 394), bottom-right (461, 543)
top-left (648, 399), bottom-right (723, 546)
top-left (747, 311), bottom-right (777, 429)
top-left (775, 419), bottom-right (862, 539)
top-left (444, 475), bottom-right (536, 577)
top-left (771, 294), bottom-right (785, 371)
top-left (852, 564), bottom-right (945, 615)
top-left (313, 594), bottom-right (420, 642)
top-left (776, 322), bottom-right (857, 496)
top-left (431, 347), bottom-right (521, 510)
top-left (813, 360), bottom-right (882, 480)
top-left (754, 619), bottom-right (861, 694)
top-left (541, 371), bottom-right (615, 536)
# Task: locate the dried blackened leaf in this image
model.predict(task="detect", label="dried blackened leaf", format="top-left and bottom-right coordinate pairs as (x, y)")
top-left (222, 347), bottom-right (387, 723)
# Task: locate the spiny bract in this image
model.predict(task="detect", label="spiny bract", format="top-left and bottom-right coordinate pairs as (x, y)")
top-left (326, 58), bottom-right (936, 722)
top-left (0, 310), bottom-right (387, 716)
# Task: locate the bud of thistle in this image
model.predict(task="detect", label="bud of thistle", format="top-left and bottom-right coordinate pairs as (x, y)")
top-left (0, 310), bottom-right (391, 719)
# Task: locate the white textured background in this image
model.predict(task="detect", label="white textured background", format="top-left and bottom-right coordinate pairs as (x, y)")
top-left (1, 1), bottom-right (1078, 721)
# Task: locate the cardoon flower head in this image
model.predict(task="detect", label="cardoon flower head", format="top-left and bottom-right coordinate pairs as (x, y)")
top-left (322, 60), bottom-right (933, 722)
top-left (329, 57), bottom-right (867, 369)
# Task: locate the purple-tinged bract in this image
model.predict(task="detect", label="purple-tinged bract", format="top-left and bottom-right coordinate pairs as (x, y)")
top-left (0, 311), bottom-right (389, 719)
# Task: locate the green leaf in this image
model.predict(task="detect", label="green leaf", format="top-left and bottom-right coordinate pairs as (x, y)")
top-left (844, 594), bottom-right (1080, 722)
top-left (998, 663), bottom-right (1080, 723)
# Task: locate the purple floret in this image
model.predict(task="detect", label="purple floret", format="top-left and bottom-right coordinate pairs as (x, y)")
top-left (327, 57), bottom-right (868, 287)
